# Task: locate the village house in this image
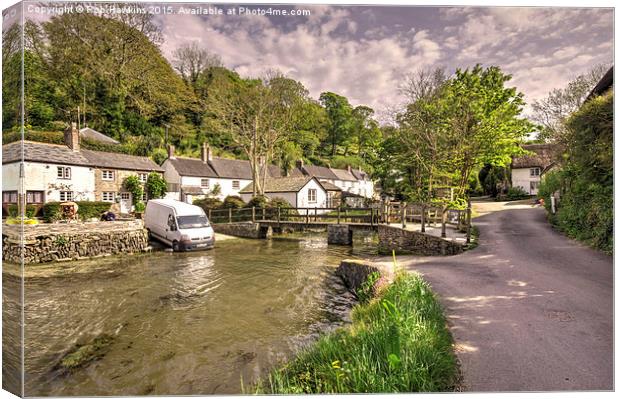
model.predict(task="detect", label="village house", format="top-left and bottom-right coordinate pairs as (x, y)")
top-left (162, 143), bottom-right (282, 203)
top-left (290, 160), bottom-right (375, 206)
top-left (511, 144), bottom-right (559, 195)
top-left (239, 176), bottom-right (331, 211)
top-left (2, 123), bottom-right (164, 215)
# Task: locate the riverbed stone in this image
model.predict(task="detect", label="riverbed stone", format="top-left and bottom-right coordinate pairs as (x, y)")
top-left (336, 259), bottom-right (393, 295)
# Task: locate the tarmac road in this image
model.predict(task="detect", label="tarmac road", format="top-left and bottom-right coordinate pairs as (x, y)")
top-left (394, 204), bottom-right (613, 391)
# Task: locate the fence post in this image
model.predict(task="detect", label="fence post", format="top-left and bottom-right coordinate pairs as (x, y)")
top-left (314, 207), bottom-right (318, 222)
top-left (208, 209), bottom-right (212, 221)
top-left (337, 207), bottom-right (341, 224)
top-left (251, 206), bottom-right (256, 223)
top-left (228, 208), bottom-right (232, 223)
top-left (401, 203), bottom-right (406, 228)
top-left (441, 206), bottom-right (447, 238)
top-left (306, 208), bottom-right (309, 224)
top-left (420, 205), bottom-right (426, 233)
top-left (277, 207), bottom-right (281, 225)
top-left (466, 199), bottom-right (472, 244)
top-left (262, 207), bottom-right (266, 221)
top-left (370, 208), bottom-right (374, 226)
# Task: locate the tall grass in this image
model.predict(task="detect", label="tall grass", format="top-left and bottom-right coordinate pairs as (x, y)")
top-left (256, 272), bottom-right (457, 393)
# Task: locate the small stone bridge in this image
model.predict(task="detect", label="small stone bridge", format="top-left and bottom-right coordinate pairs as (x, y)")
top-left (209, 203), bottom-right (472, 256)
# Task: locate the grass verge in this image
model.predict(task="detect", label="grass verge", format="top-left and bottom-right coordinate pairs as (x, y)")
top-left (256, 271), bottom-right (457, 393)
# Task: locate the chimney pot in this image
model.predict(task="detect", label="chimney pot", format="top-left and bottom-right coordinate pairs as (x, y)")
top-left (347, 165), bottom-right (352, 173)
top-left (168, 144), bottom-right (176, 160)
top-left (201, 142), bottom-right (212, 163)
top-left (64, 122), bottom-right (80, 152)
top-left (295, 159), bottom-right (304, 170)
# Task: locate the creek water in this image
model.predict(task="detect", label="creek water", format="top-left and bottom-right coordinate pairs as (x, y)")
top-left (2, 233), bottom-right (377, 396)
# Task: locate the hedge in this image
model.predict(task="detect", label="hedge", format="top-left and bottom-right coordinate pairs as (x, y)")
top-left (42, 201), bottom-right (112, 222)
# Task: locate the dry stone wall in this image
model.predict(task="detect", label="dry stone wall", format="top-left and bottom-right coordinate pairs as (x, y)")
top-left (378, 225), bottom-right (463, 256)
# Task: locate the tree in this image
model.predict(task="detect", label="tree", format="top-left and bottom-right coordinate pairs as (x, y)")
top-left (319, 92), bottom-right (353, 156)
top-left (145, 173), bottom-right (167, 199)
top-left (440, 65), bottom-right (534, 196)
top-left (173, 42), bottom-right (222, 88)
top-left (531, 63), bottom-right (610, 142)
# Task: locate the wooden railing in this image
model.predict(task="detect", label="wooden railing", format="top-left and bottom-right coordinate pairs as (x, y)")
top-left (207, 200), bottom-right (472, 243)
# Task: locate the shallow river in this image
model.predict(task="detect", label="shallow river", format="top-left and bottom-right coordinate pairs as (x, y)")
top-left (3, 233), bottom-right (377, 396)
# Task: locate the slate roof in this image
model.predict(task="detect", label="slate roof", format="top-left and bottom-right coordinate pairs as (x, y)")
top-left (239, 176), bottom-right (319, 193)
top-left (331, 168), bottom-right (357, 181)
top-left (512, 144), bottom-right (559, 170)
top-left (301, 164), bottom-right (339, 180)
top-left (319, 181), bottom-right (342, 191)
top-left (351, 168), bottom-right (369, 181)
top-left (80, 127), bottom-right (120, 145)
top-left (2, 141), bottom-right (164, 172)
top-left (167, 157), bottom-right (218, 178)
top-left (169, 156), bottom-right (282, 179)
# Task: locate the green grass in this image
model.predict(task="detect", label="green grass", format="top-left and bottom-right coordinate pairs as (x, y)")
top-left (256, 272), bottom-right (458, 393)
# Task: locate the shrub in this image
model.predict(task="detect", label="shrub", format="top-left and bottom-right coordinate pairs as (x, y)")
top-left (42, 201), bottom-right (111, 222)
top-left (222, 195), bottom-right (245, 209)
top-left (7, 204), bottom-right (37, 218)
top-left (247, 195), bottom-right (269, 209)
top-left (268, 197), bottom-right (293, 209)
top-left (504, 186), bottom-right (530, 201)
top-left (193, 197), bottom-right (223, 211)
top-left (123, 175), bottom-right (143, 204)
top-left (134, 202), bottom-right (146, 213)
top-left (145, 172), bottom-right (167, 199)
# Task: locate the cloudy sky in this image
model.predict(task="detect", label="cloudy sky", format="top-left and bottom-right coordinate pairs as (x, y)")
top-left (155, 3), bottom-right (613, 121)
top-left (17, 1), bottom-right (614, 123)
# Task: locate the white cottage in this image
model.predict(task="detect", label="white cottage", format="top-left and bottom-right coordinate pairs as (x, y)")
top-left (239, 176), bottom-right (330, 212)
top-left (511, 144), bottom-right (559, 195)
top-left (162, 143), bottom-right (282, 203)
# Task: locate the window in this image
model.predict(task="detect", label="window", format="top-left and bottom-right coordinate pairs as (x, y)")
top-left (57, 166), bottom-right (71, 179)
top-left (26, 191), bottom-right (44, 203)
top-left (102, 170), bottom-right (114, 180)
top-left (2, 191), bottom-right (18, 203)
top-left (308, 189), bottom-right (317, 203)
top-left (232, 180), bottom-right (240, 190)
top-left (530, 168), bottom-right (541, 177)
top-left (139, 173), bottom-right (148, 183)
top-left (102, 192), bottom-right (116, 202)
top-left (201, 178), bottom-right (210, 188)
top-left (59, 191), bottom-right (73, 201)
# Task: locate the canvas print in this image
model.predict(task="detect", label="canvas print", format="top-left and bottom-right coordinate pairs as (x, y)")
top-left (1, 1), bottom-right (614, 396)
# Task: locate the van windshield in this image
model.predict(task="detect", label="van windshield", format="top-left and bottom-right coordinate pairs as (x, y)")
top-left (176, 215), bottom-right (210, 229)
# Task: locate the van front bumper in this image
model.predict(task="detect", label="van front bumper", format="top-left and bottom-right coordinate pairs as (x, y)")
top-left (178, 237), bottom-right (215, 251)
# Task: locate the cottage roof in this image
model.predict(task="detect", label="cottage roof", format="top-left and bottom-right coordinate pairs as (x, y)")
top-left (511, 144), bottom-right (559, 170)
top-left (2, 141), bottom-right (163, 172)
top-left (331, 168), bottom-right (357, 181)
top-left (167, 157), bottom-right (218, 178)
top-left (301, 164), bottom-right (339, 180)
top-left (319, 181), bottom-right (342, 191)
top-left (351, 168), bottom-right (368, 180)
top-left (586, 66), bottom-right (613, 102)
top-left (239, 176), bottom-right (320, 194)
top-left (81, 149), bottom-right (164, 172)
top-left (79, 127), bottom-right (120, 145)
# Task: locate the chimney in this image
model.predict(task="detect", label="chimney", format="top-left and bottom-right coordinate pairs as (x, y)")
top-left (347, 165), bottom-right (352, 173)
top-left (168, 144), bottom-right (176, 160)
top-left (295, 159), bottom-right (304, 170)
top-left (201, 142), bottom-right (212, 163)
top-left (64, 122), bottom-right (80, 152)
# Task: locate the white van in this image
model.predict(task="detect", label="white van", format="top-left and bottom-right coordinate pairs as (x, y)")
top-left (144, 199), bottom-right (215, 251)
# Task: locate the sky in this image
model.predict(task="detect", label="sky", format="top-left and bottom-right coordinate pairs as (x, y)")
top-left (13, 1), bottom-right (615, 124)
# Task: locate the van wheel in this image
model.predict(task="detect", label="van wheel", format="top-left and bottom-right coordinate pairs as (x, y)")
top-left (172, 241), bottom-right (180, 252)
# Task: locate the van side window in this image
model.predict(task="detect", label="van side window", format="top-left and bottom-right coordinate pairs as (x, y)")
top-left (168, 214), bottom-right (177, 231)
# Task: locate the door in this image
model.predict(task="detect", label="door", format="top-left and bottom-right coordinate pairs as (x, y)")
top-left (120, 192), bottom-right (132, 214)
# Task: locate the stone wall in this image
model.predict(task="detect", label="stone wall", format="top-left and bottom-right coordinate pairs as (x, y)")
top-left (2, 220), bottom-right (149, 264)
top-left (336, 259), bottom-right (393, 297)
top-left (378, 224), bottom-right (463, 256)
top-left (212, 222), bottom-right (271, 239)
top-left (327, 224), bottom-right (352, 245)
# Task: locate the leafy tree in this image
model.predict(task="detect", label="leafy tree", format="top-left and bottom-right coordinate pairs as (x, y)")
top-left (319, 92), bottom-right (353, 156)
top-left (123, 175), bottom-right (144, 202)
